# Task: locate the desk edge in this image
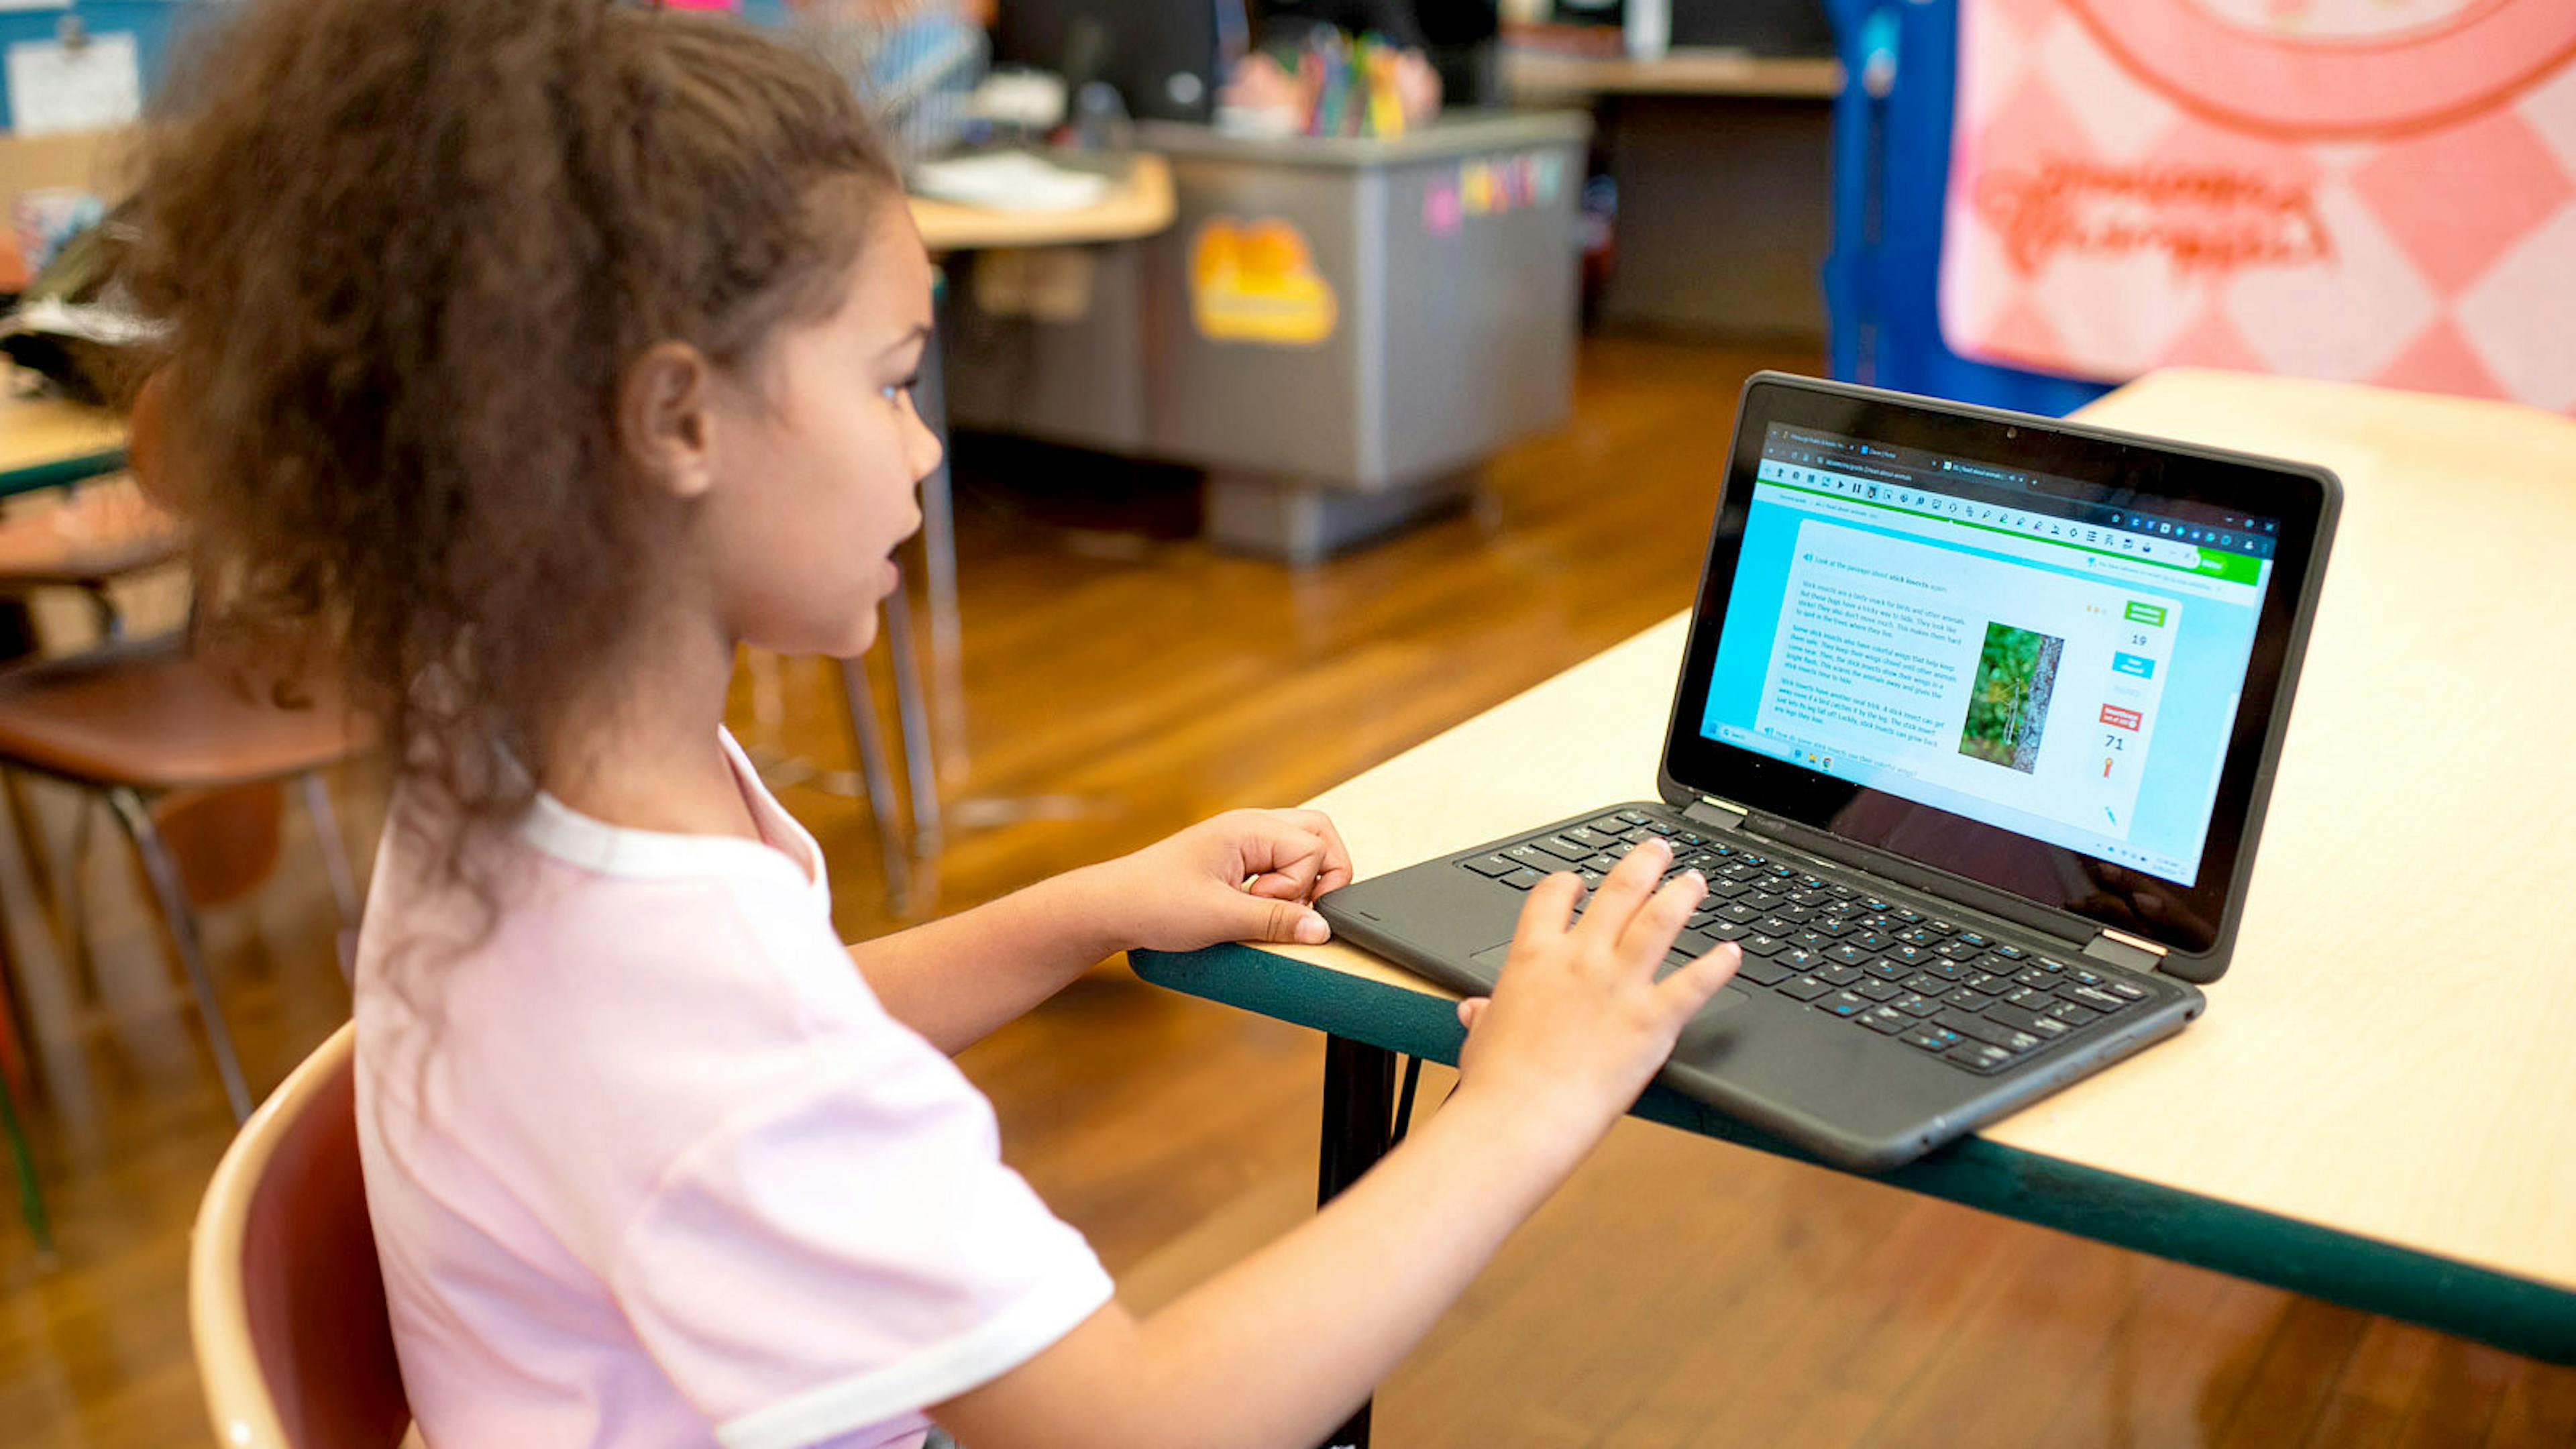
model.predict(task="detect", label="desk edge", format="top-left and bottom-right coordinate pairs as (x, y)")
top-left (1131, 942), bottom-right (2576, 1364)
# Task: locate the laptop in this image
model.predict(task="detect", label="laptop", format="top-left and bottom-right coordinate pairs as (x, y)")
top-left (1318, 374), bottom-right (2340, 1171)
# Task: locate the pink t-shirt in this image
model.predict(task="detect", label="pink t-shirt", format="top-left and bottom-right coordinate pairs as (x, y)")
top-left (354, 734), bottom-right (1112, 1448)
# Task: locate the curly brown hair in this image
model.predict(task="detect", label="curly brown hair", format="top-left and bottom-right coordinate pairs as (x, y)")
top-left (126, 0), bottom-right (899, 865)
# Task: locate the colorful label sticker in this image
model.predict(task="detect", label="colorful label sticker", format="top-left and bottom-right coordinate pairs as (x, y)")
top-left (1190, 216), bottom-right (1338, 346)
top-left (1424, 151), bottom-right (1566, 237)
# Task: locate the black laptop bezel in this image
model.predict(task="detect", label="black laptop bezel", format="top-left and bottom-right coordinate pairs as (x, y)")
top-left (1658, 374), bottom-right (2339, 975)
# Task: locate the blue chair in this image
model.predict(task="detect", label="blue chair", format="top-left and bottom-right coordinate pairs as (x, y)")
top-left (1821, 0), bottom-right (2107, 417)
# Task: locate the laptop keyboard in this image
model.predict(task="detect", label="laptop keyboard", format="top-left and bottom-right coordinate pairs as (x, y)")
top-left (1456, 808), bottom-right (2155, 1077)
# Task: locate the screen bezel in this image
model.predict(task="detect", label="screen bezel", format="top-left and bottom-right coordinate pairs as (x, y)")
top-left (1661, 375), bottom-right (2334, 961)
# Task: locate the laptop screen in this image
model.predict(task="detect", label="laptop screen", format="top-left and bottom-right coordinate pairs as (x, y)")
top-left (1662, 376), bottom-right (2337, 963)
top-left (1699, 422), bottom-right (2276, 890)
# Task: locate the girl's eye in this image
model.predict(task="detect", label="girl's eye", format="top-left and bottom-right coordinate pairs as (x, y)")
top-left (879, 374), bottom-right (920, 404)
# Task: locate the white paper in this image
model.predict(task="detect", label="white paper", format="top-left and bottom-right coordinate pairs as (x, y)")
top-left (7, 32), bottom-right (142, 138)
top-left (910, 152), bottom-right (1113, 214)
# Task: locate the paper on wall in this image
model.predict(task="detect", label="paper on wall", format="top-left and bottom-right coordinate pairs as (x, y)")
top-left (7, 31), bottom-right (142, 138)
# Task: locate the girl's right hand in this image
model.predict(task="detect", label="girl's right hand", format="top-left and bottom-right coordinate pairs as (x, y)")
top-left (1451, 837), bottom-right (1740, 1157)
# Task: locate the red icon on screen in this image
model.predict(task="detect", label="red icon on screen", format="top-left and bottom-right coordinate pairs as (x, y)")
top-left (2100, 705), bottom-right (2143, 731)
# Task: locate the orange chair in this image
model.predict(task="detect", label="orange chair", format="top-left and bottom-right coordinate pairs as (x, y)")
top-left (191, 1022), bottom-right (411, 1449)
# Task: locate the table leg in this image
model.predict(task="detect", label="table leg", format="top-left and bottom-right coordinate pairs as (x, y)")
top-left (1316, 1036), bottom-right (1398, 1449)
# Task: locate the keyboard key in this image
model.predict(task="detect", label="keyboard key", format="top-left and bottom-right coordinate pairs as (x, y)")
top-left (1739, 934), bottom-right (1790, 958)
top-left (1892, 907), bottom-right (1927, 924)
top-left (1774, 904), bottom-right (1818, 924)
top-left (1896, 927), bottom-right (1941, 947)
top-left (1733, 955), bottom-right (1794, 987)
top-left (1605, 840), bottom-right (1637, 859)
top-left (2060, 985), bottom-right (2129, 1014)
top-left (1674, 832), bottom-right (1709, 847)
top-left (2067, 965), bottom-right (2110, 988)
top-left (1463, 853), bottom-right (1518, 877)
top-left (1860, 1005), bottom-right (1912, 1034)
top-left (1947, 1042), bottom-right (2015, 1074)
top-left (1735, 852), bottom-right (1766, 866)
top-left (1501, 867), bottom-right (1547, 890)
top-left (1640, 820), bottom-right (1675, 836)
top-left (1956, 930), bottom-right (1993, 949)
top-left (1935, 1008), bottom-right (2041, 1054)
top-left (1808, 916), bottom-right (1856, 939)
top-left (1902, 1025), bottom-right (1964, 1053)
top-left (1992, 944), bottom-right (2029, 961)
top-left (2014, 968), bottom-right (2059, 990)
top-left (1684, 910), bottom-right (1718, 932)
top-left (1778, 976), bottom-right (1833, 1001)
top-left (1535, 835), bottom-right (1593, 863)
top-left (1864, 957), bottom-right (1911, 981)
top-left (1925, 960), bottom-right (1968, 981)
top-left (1674, 928), bottom-right (1725, 957)
top-left (1817, 961), bottom-right (1866, 987)
top-left (1587, 816), bottom-right (1633, 837)
top-left (1850, 930), bottom-right (1892, 952)
top-left (1935, 940), bottom-right (1984, 961)
top-left (1893, 993), bottom-right (1945, 1018)
top-left (1821, 991), bottom-right (1870, 1018)
top-left (2107, 980), bottom-right (2149, 1002)
top-left (1576, 869), bottom-right (1605, 888)
top-left (1779, 947), bottom-right (1825, 972)
top-left (1986, 1003), bottom-right (2071, 1039)
top-left (2001, 985), bottom-right (2052, 1010)
top-left (1861, 898), bottom-right (1894, 912)
top-left (1857, 979), bottom-right (1902, 1002)
top-left (1582, 855), bottom-right (1620, 873)
top-left (1824, 943), bottom-right (1872, 966)
top-left (1828, 884), bottom-right (1859, 900)
top-left (1741, 890), bottom-right (1784, 911)
top-left (1717, 903), bottom-right (1762, 924)
top-left (1709, 922), bottom-right (1750, 942)
top-left (1956, 971), bottom-right (2006, 996)
top-left (2044, 1000), bottom-right (2101, 1027)
top-left (1756, 915), bottom-right (1802, 937)
top-left (1506, 844), bottom-right (1556, 870)
top-left (2033, 957), bottom-right (2070, 974)
top-left (1900, 973), bottom-right (1952, 997)
top-left (1927, 918), bottom-right (1964, 936)
top-left (1617, 809), bottom-right (1653, 825)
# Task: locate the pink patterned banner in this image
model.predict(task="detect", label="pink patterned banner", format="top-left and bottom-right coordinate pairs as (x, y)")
top-left (1941, 0), bottom-right (2576, 413)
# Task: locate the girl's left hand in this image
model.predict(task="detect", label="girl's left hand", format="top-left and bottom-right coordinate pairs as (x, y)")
top-left (1089, 809), bottom-right (1355, 953)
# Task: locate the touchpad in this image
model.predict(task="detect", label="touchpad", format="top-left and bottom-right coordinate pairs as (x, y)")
top-left (1467, 943), bottom-right (1513, 986)
top-left (1674, 985), bottom-right (1755, 1062)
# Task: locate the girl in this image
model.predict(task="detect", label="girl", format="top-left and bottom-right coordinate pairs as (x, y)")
top-left (131, 3), bottom-right (1739, 1446)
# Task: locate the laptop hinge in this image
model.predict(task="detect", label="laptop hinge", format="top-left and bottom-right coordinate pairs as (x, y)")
top-left (2083, 928), bottom-right (2167, 973)
top-left (1683, 796), bottom-right (1748, 830)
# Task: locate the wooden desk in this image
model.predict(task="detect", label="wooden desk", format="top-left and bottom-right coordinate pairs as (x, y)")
top-left (1133, 370), bottom-right (2576, 1406)
top-left (908, 153), bottom-right (1173, 254)
top-left (1502, 48), bottom-right (1843, 104)
top-left (0, 391), bottom-right (125, 496)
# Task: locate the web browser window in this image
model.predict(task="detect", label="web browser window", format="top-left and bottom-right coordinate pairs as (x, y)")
top-left (1701, 424), bottom-right (2279, 888)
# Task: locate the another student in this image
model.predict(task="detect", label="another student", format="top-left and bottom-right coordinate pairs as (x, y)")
top-left (131, 3), bottom-right (1739, 1445)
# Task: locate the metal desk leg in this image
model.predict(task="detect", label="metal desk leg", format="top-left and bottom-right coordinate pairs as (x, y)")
top-left (1318, 1036), bottom-right (1398, 1449)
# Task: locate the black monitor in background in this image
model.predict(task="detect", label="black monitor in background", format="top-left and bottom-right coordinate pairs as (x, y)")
top-left (1668, 0), bottom-right (1833, 57)
top-left (994, 0), bottom-right (1247, 123)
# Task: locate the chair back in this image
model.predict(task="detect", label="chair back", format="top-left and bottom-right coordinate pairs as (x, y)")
top-left (191, 1022), bottom-right (412, 1449)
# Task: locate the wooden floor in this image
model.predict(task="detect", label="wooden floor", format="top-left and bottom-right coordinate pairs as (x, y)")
top-left (5, 337), bottom-right (2573, 1447)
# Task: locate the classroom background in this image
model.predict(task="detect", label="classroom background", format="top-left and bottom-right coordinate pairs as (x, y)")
top-left (5, 0), bottom-right (2576, 1444)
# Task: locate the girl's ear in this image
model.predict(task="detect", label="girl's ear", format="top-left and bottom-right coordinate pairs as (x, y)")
top-left (618, 341), bottom-right (721, 501)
